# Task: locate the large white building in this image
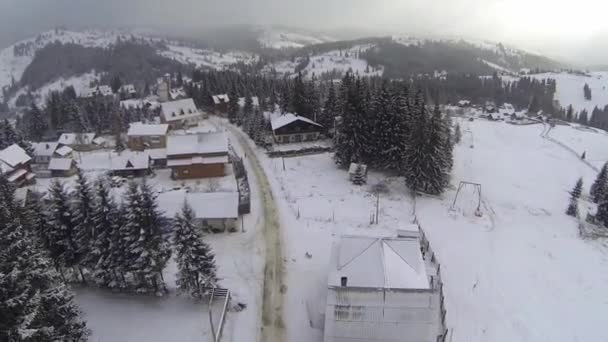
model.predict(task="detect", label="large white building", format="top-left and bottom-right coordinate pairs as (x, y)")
top-left (324, 234), bottom-right (441, 342)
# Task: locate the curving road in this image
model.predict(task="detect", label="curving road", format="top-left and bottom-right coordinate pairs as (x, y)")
top-left (224, 123), bottom-right (285, 342)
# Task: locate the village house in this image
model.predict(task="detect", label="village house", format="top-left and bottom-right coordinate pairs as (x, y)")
top-left (146, 148), bottom-right (168, 168)
top-left (119, 84), bottom-right (137, 99)
top-left (271, 113), bottom-right (323, 143)
top-left (324, 235), bottom-right (441, 342)
top-left (160, 98), bottom-right (202, 130)
top-left (127, 122), bottom-right (169, 151)
top-left (212, 94), bottom-right (230, 114)
top-left (58, 133), bottom-right (102, 151)
top-left (48, 158), bottom-right (78, 177)
top-left (457, 100), bottom-right (471, 107)
top-left (110, 152), bottom-right (151, 177)
top-left (81, 85), bottom-right (113, 98)
top-left (161, 191), bottom-right (239, 232)
top-left (169, 88), bottom-right (187, 101)
top-left (166, 132), bottom-right (229, 180)
top-left (31, 142), bottom-right (73, 164)
top-left (0, 144), bottom-right (35, 187)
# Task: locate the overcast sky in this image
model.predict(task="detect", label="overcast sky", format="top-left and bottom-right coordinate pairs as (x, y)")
top-left (1, 0), bottom-right (607, 65)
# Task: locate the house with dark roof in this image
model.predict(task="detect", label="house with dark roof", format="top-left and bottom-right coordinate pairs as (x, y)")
top-left (212, 94), bottom-right (230, 115)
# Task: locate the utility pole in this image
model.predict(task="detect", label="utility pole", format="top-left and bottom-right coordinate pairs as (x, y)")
top-left (375, 191), bottom-right (380, 224)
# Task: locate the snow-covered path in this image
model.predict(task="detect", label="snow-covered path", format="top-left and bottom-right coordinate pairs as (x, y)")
top-left (221, 121), bottom-right (286, 342)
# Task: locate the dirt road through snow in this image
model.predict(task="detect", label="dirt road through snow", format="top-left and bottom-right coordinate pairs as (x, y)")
top-left (225, 124), bottom-right (285, 342)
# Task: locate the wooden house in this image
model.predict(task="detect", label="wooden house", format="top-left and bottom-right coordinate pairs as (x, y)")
top-left (212, 94), bottom-right (230, 115)
top-left (127, 123), bottom-right (169, 151)
top-left (271, 113), bottom-right (323, 144)
top-left (166, 133), bottom-right (229, 180)
top-left (48, 158), bottom-right (78, 177)
top-left (31, 142), bottom-right (72, 164)
top-left (0, 144), bottom-right (35, 187)
top-left (160, 98), bottom-right (202, 130)
top-left (58, 133), bottom-right (100, 151)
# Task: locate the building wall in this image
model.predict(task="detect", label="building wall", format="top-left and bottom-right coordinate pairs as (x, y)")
top-left (112, 168), bottom-right (150, 177)
top-left (197, 218), bottom-right (237, 232)
top-left (273, 132), bottom-right (320, 144)
top-left (324, 287), bottom-right (440, 342)
top-left (171, 163), bottom-right (225, 179)
top-left (51, 167), bottom-right (78, 178)
top-left (128, 135), bottom-right (167, 151)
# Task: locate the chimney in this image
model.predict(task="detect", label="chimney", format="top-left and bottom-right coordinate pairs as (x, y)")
top-left (340, 276), bottom-right (348, 287)
top-left (45, 143), bottom-right (49, 149)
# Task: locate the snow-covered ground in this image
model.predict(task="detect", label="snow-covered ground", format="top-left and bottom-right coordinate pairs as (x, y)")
top-left (8, 71), bottom-right (101, 107)
top-left (302, 44), bottom-right (382, 79)
top-left (258, 29), bottom-right (333, 49)
top-left (238, 117), bottom-right (608, 342)
top-left (547, 123), bottom-right (608, 169)
top-left (529, 72), bottom-right (608, 114)
top-left (159, 45), bottom-right (257, 70)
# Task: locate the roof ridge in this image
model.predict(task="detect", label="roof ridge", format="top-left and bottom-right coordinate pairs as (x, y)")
top-left (337, 237), bottom-right (379, 271)
top-left (383, 240), bottom-right (419, 274)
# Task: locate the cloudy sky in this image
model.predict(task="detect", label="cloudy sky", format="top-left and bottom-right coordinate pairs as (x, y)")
top-left (1, 0), bottom-right (607, 65)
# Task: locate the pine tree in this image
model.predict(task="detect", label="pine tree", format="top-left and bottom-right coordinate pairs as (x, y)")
top-left (454, 123), bottom-right (462, 143)
top-left (72, 169), bottom-right (96, 274)
top-left (173, 202), bottom-right (219, 298)
top-left (351, 164), bottom-right (366, 185)
top-left (111, 75), bottom-right (122, 94)
top-left (590, 162), bottom-right (608, 203)
top-left (25, 103), bottom-right (48, 140)
top-left (583, 83), bottom-right (592, 100)
top-left (566, 178), bottom-right (583, 217)
top-left (595, 188), bottom-right (608, 227)
top-left (46, 180), bottom-right (82, 281)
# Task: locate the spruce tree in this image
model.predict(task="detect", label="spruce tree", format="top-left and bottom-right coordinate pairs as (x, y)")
top-left (73, 169), bottom-right (96, 273)
top-left (595, 188), bottom-right (608, 227)
top-left (454, 123), bottom-right (462, 144)
top-left (90, 179), bottom-right (123, 287)
top-left (46, 180), bottom-right (81, 281)
top-left (566, 178), bottom-right (583, 217)
top-left (590, 162), bottom-right (608, 203)
top-left (173, 202), bottom-right (219, 298)
top-left (0, 189), bottom-right (89, 341)
top-left (126, 180), bottom-right (170, 294)
top-left (583, 83), bottom-right (592, 100)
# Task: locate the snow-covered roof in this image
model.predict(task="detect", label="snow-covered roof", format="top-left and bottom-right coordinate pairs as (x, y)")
top-left (6, 168), bottom-right (27, 182)
top-left (159, 191), bottom-right (238, 219)
top-left (169, 88), bottom-right (187, 100)
top-left (32, 142), bottom-right (59, 157)
top-left (271, 113), bottom-right (322, 131)
top-left (167, 133), bottom-right (229, 156)
top-left (237, 96), bottom-right (260, 108)
top-left (58, 133), bottom-right (97, 145)
top-left (127, 122), bottom-right (169, 136)
top-left (160, 98), bottom-right (200, 123)
top-left (48, 158), bottom-right (75, 171)
top-left (120, 99), bottom-right (161, 109)
top-left (328, 235), bottom-right (429, 290)
top-left (212, 94), bottom-right (229, 104)
top-left (0, 144), bottom-right (31, 168)
top-left (81, 85), bottom-right (113, 98)
top-left (458, 100), bottom-right (471, 106)
top-left (110, 152), bottom-right (150, 171)
top-left (55, 145), bottom-right (73, 157)
top-left (145, 148), bottom-right (167, 160)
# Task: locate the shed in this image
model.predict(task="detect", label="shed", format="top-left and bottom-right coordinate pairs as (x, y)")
top-left (48, 158), bottom-right (78, 177)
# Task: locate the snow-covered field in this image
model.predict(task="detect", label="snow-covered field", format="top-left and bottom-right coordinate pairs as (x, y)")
top-left (241, 117), bottom-right (608, 342)
top-left (302, 45), bottom-right (382, 79)
top-left (547, 123), bottom-right (608, 169)
top-left (159, 45), bottom-right (257, 70)
top-left (530, 72), bottom-right (608, 113)
top-left (258, 29), bottom-right (333, 49)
